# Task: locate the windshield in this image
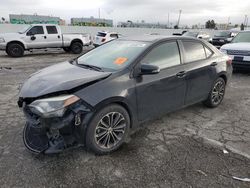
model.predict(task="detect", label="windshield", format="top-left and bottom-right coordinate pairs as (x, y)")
top-left (18, 25), bottom-right (31, 34)
top-left (183, 32), bottom-right (198, 37)
top-left (215, 31), bottom-right (231, 37)
top-left (232, 32), bottom-right (250, 43)
top-left (77, 40), bottom-right (149, 71)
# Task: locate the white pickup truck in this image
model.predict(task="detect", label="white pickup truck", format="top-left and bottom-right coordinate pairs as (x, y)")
top-left (0, 24), bottom-right (92, 57)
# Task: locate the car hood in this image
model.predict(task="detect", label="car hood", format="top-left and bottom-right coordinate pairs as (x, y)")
top-left (19, 61), bottom-right (112, 98)
top-left (221, 42), bottom-right (250, 51)
top-left (0, 33), bottom-right (21, 38)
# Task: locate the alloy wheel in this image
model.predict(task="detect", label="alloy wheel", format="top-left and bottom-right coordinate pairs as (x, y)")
top-left (94, 112), bottom-right (126, 149)
top-left (211, 80), bottom-right (225, 105)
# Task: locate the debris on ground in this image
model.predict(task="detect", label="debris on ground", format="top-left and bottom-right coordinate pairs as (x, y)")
top-left (223, 149), bottom-right (229, 154)
top-left (232, 176), bottom-right (250, 182)
top-left (196, 170), bottom-right (208, 176)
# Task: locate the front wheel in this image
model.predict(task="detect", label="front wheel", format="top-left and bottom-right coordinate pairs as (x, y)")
top-left (203, 77), bottom-right (226, 108)
top-left (85, 104), bottom-right (130, 155)
top-left (7, 43), bottom-right (24, 57)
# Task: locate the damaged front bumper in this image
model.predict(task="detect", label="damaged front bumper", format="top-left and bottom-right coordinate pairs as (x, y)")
top-left (20, 98), bottom-right (93, 154)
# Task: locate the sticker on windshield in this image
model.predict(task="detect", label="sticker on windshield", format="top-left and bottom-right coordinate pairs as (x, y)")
top-left (114, 57), bottom-right (128, 65)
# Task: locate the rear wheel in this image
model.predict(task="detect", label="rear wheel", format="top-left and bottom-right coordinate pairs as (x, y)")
top-left (85, 104), bottom-right (130, 155)
top-left (63, 47), bottom-right (71, 52)
top-left (70, 42), bottom-right (83, 54)
top-left (203, 77), bottom-right (226, 108)
top-left (7, 43), bottom-right (24, 57)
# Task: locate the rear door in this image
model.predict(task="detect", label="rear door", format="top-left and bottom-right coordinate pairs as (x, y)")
top-left (45, 26), bottom-right (62, 47)
top-left (135, 40), bottom-right (187, 121)
top-left (180, 40), bottom-right (218, 105)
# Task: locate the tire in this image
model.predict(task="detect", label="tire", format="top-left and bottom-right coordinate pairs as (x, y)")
top-left (70, 42), bottom-right (83, 54)
top-left (7, 43), bottom-right (24, 57)
top-left (85, 104), bottom-right (130, 155)
top-left (63, 47), bottom-right (71, 52)
top-left (203, 77), bottom-right (226, 108)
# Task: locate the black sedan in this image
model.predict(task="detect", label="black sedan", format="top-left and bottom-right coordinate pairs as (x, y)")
top-left (210, 31), bottom-right (238, 48)
top-left (18, 35), bottom-right (232, 155)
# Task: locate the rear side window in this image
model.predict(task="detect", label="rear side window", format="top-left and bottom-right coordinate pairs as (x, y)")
top-left (182, 41), bottom-right (206, 63)
top-left (141, 41), bottom-right (181, 69)
top-left (27, 26), bottom-right (44, 35)
top-left (46, 26), bottom-right (58, 34)
top-left (97, 32), bottom-right (107, 37)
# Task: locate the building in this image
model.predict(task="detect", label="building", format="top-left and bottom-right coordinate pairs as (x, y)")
top-left (9, 14), bottom-right (64, 25)
top-left (71, 17), bottom-right (113, 27)
top-left (117, 21), bottom-right (169, 29)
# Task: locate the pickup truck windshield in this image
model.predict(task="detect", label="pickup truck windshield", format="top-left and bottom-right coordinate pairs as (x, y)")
top-left (77, 40), bottom-right (149, 71)
top-left (232, 32), bottom-right (250, 43)
top-left (215, 31), bottom-right (231, 37)
top-left (18, 25), bottom-right (31, 34)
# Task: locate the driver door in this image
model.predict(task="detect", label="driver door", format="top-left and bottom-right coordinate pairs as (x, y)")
top-left (135, 41), bottom-right (187, 121)
top-left (24, 26), bottom-right (48, 49)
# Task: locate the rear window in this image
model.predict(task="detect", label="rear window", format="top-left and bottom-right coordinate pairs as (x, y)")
top-left (182, 41), bottom-right (206, 63)
top-left (46, 26), bottom-right (58, 34)
top-left (97, 32), bottom-right (107, 37)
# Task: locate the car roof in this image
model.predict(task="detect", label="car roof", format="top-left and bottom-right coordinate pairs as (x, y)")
top-left (119, 35), bottom-right (201, 43)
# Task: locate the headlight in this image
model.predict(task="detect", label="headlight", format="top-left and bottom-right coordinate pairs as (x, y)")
top-left (29, 95), bottom-right (80, 118)
top-left (0, 37), bottom-right (5, 43)
top-left (220, 49), bottom-right (227, 54)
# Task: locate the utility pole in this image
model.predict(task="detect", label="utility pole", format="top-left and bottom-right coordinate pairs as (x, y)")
top-left (168, 13), bottom-right (170, 28)
top-left (244, 15), bottom-right (248, 26)
top-left (98, 8), bottom-right (101, 19)
top-left (177, 10), bottom-right (182, 28)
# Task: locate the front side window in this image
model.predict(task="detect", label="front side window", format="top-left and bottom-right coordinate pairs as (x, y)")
top-left (77, 40), bottom-right (149, 71)
top-left (46, 26), bottom-right (58, 34)
top-left (182, 41), bottom-right (206, 63)
top-left (141, 41), bottom-right (181, 69)
top-left (27, 26), bottom-right (44, 35)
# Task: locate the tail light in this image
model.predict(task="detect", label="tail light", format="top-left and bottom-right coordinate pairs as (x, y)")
top-left (226, 58), bottom-right (232, 65)
top-left (101, 38), bottom-right (106, 42)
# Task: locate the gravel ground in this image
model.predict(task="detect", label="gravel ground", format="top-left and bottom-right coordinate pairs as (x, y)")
top-left (0, 49), bottom-right (250, 188)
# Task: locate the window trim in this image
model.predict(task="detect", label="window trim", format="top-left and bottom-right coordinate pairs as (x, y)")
top-left (139, 40), bottom-right (183, 71)
top-left (180, 40), bottom-right (214, 64)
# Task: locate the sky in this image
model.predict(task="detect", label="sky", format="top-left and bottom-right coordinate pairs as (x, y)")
top-left (0, 0), bottom-right (249, 26)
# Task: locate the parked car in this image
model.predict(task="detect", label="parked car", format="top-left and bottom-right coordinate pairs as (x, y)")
top-left (220, 31), bottom-right (250, 70)
top-left (210, 31), bottom-right (238, 48)
top-left (0, 24), bottom-right (92, 57)
top-left (93, 31), bottom-right (119, 47)
top-left (183, 31), bottom-right (211, 41)
top-left (172, 30), bottom-right (187, 36)
top-left (18, 35), bottom-right (232, 155)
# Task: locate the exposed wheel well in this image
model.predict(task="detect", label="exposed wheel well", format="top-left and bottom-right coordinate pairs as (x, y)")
top-left (7, 41), bottom-right (25, 50)
top-left (219, 74), bottom-right (227, 84)
top-left (95, 100), bottom-right (133, 129)
top-left (70, 39), bottom-right (83, 46)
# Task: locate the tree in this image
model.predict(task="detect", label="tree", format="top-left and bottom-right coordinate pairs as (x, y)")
top-left (205, 20), bottom-right (216, 29)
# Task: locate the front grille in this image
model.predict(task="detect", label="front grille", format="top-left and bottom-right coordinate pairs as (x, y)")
top-left (227, 50), bottom-right (250, 56)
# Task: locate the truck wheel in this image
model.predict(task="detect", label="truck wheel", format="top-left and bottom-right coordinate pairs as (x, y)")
top-left (85, 104), bottom-right (130, 155)
top-left (70, 42), bottom-right (83, 54)
top-left (7, 43), bottom-right (24, 57)
top-left (63, 47), bottom-right (71, 52)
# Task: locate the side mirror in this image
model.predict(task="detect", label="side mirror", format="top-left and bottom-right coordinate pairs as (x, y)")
top-left (140, 64), bottom-right (160, 75)
top-left (198, 36), bottom-right (203, 39)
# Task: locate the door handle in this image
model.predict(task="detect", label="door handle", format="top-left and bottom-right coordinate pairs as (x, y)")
top-left (58, 35), bottom-right (60, 38)
top-left (176, 71), bottom-right (186, 78)
top-left (44, 36), bottom-right (47, 39)
top-left (210, 62), bottom-right (218, 66)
